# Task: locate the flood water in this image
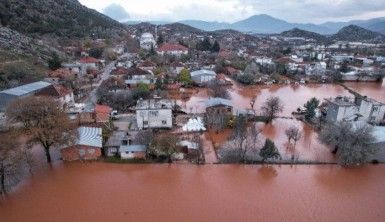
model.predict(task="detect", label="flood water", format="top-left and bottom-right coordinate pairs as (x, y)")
top-left (178, 82), bottom-right (385, 162)
top-left (1, 163), bottom-right (385, 222)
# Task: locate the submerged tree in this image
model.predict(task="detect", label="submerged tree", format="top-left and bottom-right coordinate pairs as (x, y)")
top-left (218, 117), bottom-right (261, 163)
top-left (0, 131), bottom-right (24, 195)
top-left (304, 97), bottom-right (320, 121)
top-left (259, 139), bottom-right (281, 162)
top-left (261, 96), bottom-right (284, 123)
top-left (319, 122), bottom-right (376, 166)
top-left (6, 97), bottom-right (77, 163)
top-left (285, 126), bottom-right (302, 149)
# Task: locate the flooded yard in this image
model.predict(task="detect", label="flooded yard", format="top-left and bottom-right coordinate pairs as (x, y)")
top-left (1, 163), bottom-right (384, 222)
top-left (177, 81), bottom-right (385, 162)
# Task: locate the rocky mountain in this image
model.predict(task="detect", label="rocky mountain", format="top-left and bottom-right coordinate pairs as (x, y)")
top-left (331, 25), bottom-right (384, 42)
top-left (0, 26), bottom-right (62, 62)
top-left (281, 28), bottom-right (329, 43)
top-left (0, 0), bottom-right (126, 38)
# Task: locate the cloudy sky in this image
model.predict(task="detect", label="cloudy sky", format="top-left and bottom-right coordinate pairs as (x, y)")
top-left (79, 0), bottom-right (385, 23)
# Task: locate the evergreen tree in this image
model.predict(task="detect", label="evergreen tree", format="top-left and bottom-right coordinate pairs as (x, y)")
top-left (48, 53), bottom-right (62, 70)
top-left (259, 139), bottom-right (281, 162)
top-left (211, 40), bottom-right (220, 52)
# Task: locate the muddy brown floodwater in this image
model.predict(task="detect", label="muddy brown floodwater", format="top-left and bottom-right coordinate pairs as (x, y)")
top-left (179, 82), bottom-right (385, 162)
top-left (1, 163), bottom-right (385, 222)
top-left (1, 82), bottom-right (385, 222)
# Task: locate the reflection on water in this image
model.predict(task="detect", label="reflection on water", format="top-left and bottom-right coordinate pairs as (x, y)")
top-left (1, 163), bottom-right (384, 222)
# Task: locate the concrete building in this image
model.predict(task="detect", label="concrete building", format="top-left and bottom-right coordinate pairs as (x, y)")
top-left (0, 81), bottom-right (51, 111)
top-left (135, 99), bottom-right (173, 129)
top-left (191, 70), bottom-right (216, 85)
top-left (325, 96), bottom-right (385, 124)
top-left (140, 33), bottom-right (156, 50)
top-left (156, 43), bottom-right (188, 57)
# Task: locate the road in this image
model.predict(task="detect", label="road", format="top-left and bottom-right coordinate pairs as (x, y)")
top-left (84, 53), bottom-right (131, 107)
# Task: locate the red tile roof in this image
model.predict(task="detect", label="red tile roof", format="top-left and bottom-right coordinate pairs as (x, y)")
top-left (79, 57), bottom-right (100, 64)
top-left (95, 104), bottom-right (112, 114)
top-left (138, 60), bottom-right (156, 67)
top-left (157, 43), bottom-right (188, 52)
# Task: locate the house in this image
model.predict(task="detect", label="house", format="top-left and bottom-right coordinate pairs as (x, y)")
top-left (135, 99), bottom-right (173, 129)
top-left (190, 70), bottom-right (217, 85)
top-left (138, 60), bottom-right (156, 71)
top-left (104, 131), bottom-right (131, 157)
top-left (35, 84), bottom-right (75, 109)
top-left (95, 104), bottom-right (113, 123)
top-left (62, 63), bottom-right (83, 76)
top-left (305, 62), bottom-right (327, 76)
top-left (325, 96), bottom-right (385, 124)
top-left (140, 33), bottom-right (156, 50)
top-left (0, 81), bottom-right (52, 112)
top-left (157, 43), bottom-right (188, 57)
top-left (177, 140), bottom-right (199, 154)
top-left (79, 57), bottom-right (101, 71)
top-left (125, 67), bottom-right (154, 86)
top-left (119, 145), bottom-right (147, 159)
top-left (170, 61), bottom-right (185, 76)
top-left (110, 67), bottom-right (129, 77)
top-left (61, 127), bottom-right (102, 161)
top-left (205, 98), bottom-right (233, 116)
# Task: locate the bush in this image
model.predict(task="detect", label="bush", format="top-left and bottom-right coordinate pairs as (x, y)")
top-left (236, 74), bottom-right (255, 85)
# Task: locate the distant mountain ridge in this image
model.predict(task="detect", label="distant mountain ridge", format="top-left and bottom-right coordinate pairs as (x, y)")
top-left (124, 14), bottom-right (385, 35)
top-left (280, 25), bottom-right (384, 42)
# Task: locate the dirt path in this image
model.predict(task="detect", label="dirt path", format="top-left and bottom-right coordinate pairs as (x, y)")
top-left (201, 134), bottom-right (218, 164)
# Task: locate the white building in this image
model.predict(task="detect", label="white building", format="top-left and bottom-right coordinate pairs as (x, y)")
top-left (191, 70), bottom-right (216, 85)
top-left (140, 33), bottom-right (156, 50)
top-left (135, 99), bottom-right (173, 129)
top-left (156, 43), bottom-right (188, 57)
top-left (325, 96), bottom-right (385, 124)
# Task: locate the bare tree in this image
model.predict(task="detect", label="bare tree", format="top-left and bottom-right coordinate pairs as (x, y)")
top-left (149, 135), bottom-right (179, 163)
top-left (218, 116), bottom-right (261, 163)
top-left (207, 79), bottom-right (230, 99)
top-left (0, 131), bottom-right (24, 195)
top-left (6, 97), bottom-right (77, 163)
top-left (319, 122), bottom-right (377, 166)
top-left (261, 96), bottom-right (284, 123)
top-left (285, 126), bottom-right (302, 149)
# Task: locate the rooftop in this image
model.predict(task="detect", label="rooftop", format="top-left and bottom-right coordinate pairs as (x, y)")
top-left (205, 98), bottom-right (233, 108)
top-left (136, 99), bottom-right (174, 110)
top-left (191, 69), bottom-right (216, 77)
top-left (0, 81), bottom-right (51, 96)
top-left (77, 127), bottom-right (102, 148)
top-left (157, 43), bottom-right (188, 52)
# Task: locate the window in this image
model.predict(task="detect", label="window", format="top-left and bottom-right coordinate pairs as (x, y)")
top-left (143, 121), bottom-right (148, 125)
top-left (149, 111), bottom-right (159, 116)
top-left (162, 120), bottom-right (167, 125)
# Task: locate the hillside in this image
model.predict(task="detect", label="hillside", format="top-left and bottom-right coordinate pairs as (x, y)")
top-left (0, 0), bottom-right (126, 38)
top-left (281, 28), bottom-right (329, 42)
top-left (0, 26), bottom-right (62, 62)
top-left (332, 25), bottom-right (384, 41)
